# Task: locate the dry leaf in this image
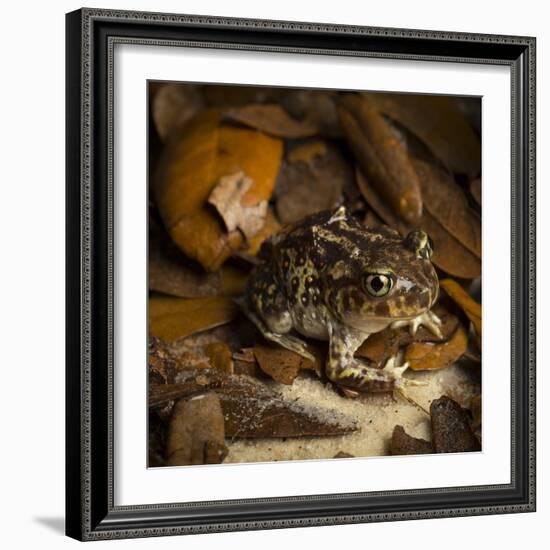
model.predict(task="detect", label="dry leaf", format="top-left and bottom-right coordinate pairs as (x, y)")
top-left (203, 85), bottom-right (282, 107)
top-left (223, 104), bottom-right (319, 138)
top-left (150, 369), bottom-right (357, 438)
top-left (165, 392), bottom-right (228, 466)
top-left (208, 171), bottom-right (268, 241)
top-left (220, 264), bottom-right (250, 295)
top-left (274, 140), bottom-right (352, 224)
top-left (253, 342), bottom-right (322, 385)
top-left (153, 84), bottom-right (204, 141)
top-left (241, 208), bottom-right (282, 258)
top-left (356, 303), bottom-right (460, 367)
top-left (356, 168), bottom-right (481, 278)
top-left (149, 218), bottom-right (222, 298)
top-left (154, 110), bottom-right (283, 271)
top-left (440, 278), bottom-right (482, 347)
top-left (149, 295), bottom-right (239, 343)
top-left (430, 396), bottom-right (481, 453)
top-left (362, 92), bottom-right (481, 176)
top-left (404, 325), bottom-right (468, 371)
top-left (204, 342), bottom-right (234, 374)
top-left (280, 89), bottom-right (342, 137)
top-left (389, 425), bottom-right (434, 456)
top-left (413, 158), bottom-right (481, 259)
top-left (338, 94), bottom-right (422, 224)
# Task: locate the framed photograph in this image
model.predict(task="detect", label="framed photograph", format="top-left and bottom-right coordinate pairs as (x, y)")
top-left (65, 8), bottom-right (536, 541)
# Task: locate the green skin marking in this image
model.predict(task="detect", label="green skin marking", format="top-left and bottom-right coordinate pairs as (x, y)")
top-left (242, 206), bottom-right (441, 394)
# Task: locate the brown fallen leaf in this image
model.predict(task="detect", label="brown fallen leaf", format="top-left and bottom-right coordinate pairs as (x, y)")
top-left (413, 158), bottom-right (481, 259)
top-left (149, 295), bottom-right (239, 343)
top-left (418, 209), bottom-right (481, 279)
top-left (362, 92), bottom-right (481, 176)
top-left (356, 168), bottom-right (481, 279)
top-left (280, 89), bottom-right (342, 138)
top-left (253, 342), bottom-right (322, 385)
top-left (208, 171), bottom-right (268, 241)
top-left (232, 348), bottom-right (265, 377)
top-left (165, 392), bottom-right (228, 466)
top-left (204, 342), bottom-right (234, 374)
top-left (153, 83), bottom-right (205, 141)
top-left (338, 94), bottom-right (422, 224)
top-left (440, 278), bottom-right (482, 347)
top-left (150, 369), bottom-right (357, 438)
top-left (149, 217), bottom-right (223, 298)
top-left (223, 104), bottom-right (319, 138)
top-left (220, 263), bottom-right (250, 296)
top-left (148, 336), bottom-right (210, 384)
top-left (430, 396), bottom-right (481, 453)
top-left (274, 140), bottom-right (352, 224)
top-left (203, 84), bottom-right (282, 107)
top-left (356, 303), bottom-right (460, 367)
top-left (389, 425), bottom-right (434, 456)
top-left (154, 110), bottom-right (283, 271)
top-left (404, 324), bottom-right (468, 371)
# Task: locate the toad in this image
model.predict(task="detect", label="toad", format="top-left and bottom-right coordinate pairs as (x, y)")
top-left (241, 206), bottom-right (441, 394)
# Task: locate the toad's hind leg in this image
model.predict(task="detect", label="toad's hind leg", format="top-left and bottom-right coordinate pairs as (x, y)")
top-left (239, 266), bottom-right (315, 362)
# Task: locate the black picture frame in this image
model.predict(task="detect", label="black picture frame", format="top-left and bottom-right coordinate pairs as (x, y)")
top-left (66, 8), bottom-right (536, 541)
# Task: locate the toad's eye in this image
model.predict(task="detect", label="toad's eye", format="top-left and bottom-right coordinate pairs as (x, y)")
top-left (364, 273), bottom-right (393, 297)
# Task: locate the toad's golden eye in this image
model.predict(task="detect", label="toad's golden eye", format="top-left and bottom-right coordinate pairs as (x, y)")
top-left (364, 273), bottom-right (393, 297)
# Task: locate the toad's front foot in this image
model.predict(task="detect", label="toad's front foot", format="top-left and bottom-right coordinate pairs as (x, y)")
top-left (390, 310), bottom-right (443, 339)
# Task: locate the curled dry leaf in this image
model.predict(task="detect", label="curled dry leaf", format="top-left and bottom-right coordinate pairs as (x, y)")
top-left (150, 368), bottom-right (357, 438)
top-left (440, 278), bottom-right (482, 348)
top-left (208, 171), bottom-right (268, 241)
top-left (253, 342), bottom-right (323, 385)
top-left (153, 84), bottom-right (205, 141)
top-left (165, 392), bottom-right (228, 466)
top-left (430, 396), bottom-right (481, 453)
top-left (337, 94), bottom-right (422, 224)
top-left (356, 303), bottom-right (460, 367)
top-left (404, 324), bottom-right (468, 371)
top-left (149, 295), bottom-right (239, 343)
top-left (274, 140), bottom-right (352, 224)
top-left (356, 168), bottom-right (481, 279)
top-left (412, 158), bottom-right (481, 259)
top-left (362, 92), bottom-right (481, 176)
top-left (389, 425), bottom-right (434, 456)
top-left (154, 110), bottom-right (283, 271)
top-left (223, 104), bottom-right (319, 138)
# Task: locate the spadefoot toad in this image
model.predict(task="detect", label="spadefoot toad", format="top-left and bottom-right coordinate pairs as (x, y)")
top-left (242, 206), bottom-right (441, 393)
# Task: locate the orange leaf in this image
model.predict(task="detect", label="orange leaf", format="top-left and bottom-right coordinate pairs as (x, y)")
top-left (149, 295), bottom-right (239, 342)
top-left (154, 110), bottom-right (283, 271)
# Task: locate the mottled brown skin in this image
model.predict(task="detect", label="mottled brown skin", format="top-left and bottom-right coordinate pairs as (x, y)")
top-left (243, 206), bottom-right (440, 393)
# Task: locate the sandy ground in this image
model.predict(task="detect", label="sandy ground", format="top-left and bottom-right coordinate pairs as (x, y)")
top-left (224, 361), bottom-right (480, 463)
